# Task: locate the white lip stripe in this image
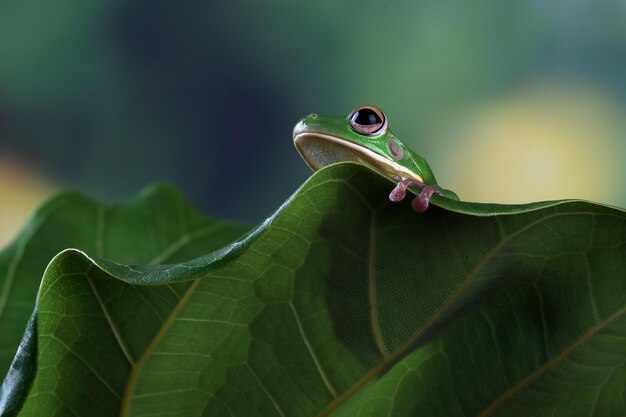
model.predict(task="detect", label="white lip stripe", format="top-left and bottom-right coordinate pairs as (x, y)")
top-left (293, 132), bottom-right (424, 183)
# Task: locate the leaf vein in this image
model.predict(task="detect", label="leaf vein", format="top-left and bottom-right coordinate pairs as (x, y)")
top-left (477, 306), bottom-right (626, 416)
top-left (368, 209), bottom-right (388, 360)
top-left (289, 301), bottom-right (338, 399)
top-left (85, 268), bottom-right (135, 366)
top-left (119, 278), bottom-right (200, 416)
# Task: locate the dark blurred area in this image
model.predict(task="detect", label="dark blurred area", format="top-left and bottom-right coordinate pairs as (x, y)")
top-left (1, 0), bottom-right (626, 246)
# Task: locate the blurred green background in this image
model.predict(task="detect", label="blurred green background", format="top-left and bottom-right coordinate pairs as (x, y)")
top-left (1, 0), bottom-right (626, 247)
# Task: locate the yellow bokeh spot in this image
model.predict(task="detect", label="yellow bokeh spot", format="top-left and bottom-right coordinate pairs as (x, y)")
top-left (0, 157), bottom-right (55, 249)
top-left (446, 80), bottom-right (625, 205)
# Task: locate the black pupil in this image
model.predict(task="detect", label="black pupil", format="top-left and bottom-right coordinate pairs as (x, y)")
top-left (353, 108), bottom-right (381, 126)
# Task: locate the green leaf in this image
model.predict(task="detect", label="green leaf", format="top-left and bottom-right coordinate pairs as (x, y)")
top-left (2, 163), bottom-right (626, 417)
top-left (0, 185), bottom-right (249, 415)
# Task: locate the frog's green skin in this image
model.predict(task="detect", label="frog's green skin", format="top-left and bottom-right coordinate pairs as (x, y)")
top-left (293, 105), bottom-right (458, 212)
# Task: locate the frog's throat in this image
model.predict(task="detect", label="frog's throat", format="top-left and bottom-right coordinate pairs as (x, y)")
top-left (293, 132), bottom-right (424, 183)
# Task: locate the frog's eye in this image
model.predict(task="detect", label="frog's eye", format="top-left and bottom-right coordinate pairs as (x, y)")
top-left (349, 105), bottom-right (387, 136)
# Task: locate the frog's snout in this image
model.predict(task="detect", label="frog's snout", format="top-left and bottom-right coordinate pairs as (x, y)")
top-left (293, 113), bottom-right (319, 138)
top-left (292, 119), bottom-right (307, 139)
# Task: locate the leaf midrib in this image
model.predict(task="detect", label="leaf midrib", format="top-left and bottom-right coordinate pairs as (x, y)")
top-left (90, 204), bottom-right (236, 416)
top-left (118, 278), bottom-right (200, 417)
top-left (477, 305), bottom-right (626, 416)
top-left (317, 210), bottom-right (622, 417)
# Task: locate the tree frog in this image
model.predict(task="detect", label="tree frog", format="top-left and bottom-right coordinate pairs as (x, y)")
top-left (293, 105), bottom-right (458, 212)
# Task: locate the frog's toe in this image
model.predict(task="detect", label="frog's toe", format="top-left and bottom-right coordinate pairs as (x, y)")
top-left (411, 193), bottom-right (429, 212)
top-left (411, 185), bottom-right (439, 212)
top-left (389, 182), bottom-right (407, 202)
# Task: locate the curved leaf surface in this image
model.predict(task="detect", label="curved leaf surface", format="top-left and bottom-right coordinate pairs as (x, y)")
top-left (1, 163), bottom-right (625, 417)
top-left (0, 185), bottom-right (249, 414)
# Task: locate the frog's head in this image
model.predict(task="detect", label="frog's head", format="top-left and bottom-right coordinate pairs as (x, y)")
top-left (293, 105), bottom-right (424, 183)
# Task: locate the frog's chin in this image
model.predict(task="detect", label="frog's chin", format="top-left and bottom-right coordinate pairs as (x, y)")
top-left (293, 131), bottom-right (424, 183)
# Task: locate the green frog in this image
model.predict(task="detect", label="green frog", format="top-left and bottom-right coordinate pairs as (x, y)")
top-left (293, 105), bottom-right (458, 212)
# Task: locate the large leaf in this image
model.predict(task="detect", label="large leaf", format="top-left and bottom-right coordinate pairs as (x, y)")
top-left (1, 163), bottom-right (625, 416)
top-left (0, 185), bottom-right (249, 414)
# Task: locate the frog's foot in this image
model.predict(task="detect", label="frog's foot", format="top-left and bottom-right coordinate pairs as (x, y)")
top-left (389, 179), bottom-right (442, 213)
